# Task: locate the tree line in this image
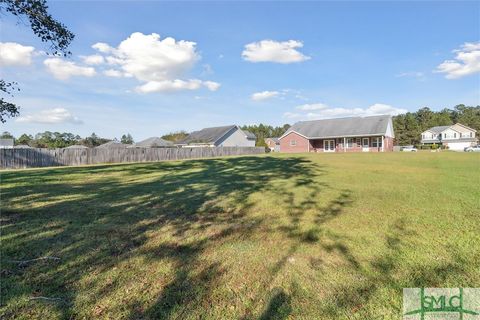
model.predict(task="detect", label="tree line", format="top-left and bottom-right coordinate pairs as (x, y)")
top-left (2, 104), bottom-right (478, 148)
top-left (240, 124), bottom-right (291, 147)
top-left (393, 104), bottom-right (479, 146)
top-left (0, 132), bottom-right (134, 148)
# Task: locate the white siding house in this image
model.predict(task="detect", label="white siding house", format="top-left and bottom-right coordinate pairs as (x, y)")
top-left (179, 125), bottom-right (256, 147)
top-left (421, 123), bottom-right (477, 151)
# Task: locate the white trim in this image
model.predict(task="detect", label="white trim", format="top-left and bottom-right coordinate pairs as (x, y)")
top-left (372, 136), bottom-right (382, 149)
top-left (324, 139), bottom-right (335, 152)
top-left (346, 137), bottom-right (354, 149)
top-left (281, 132), bottom-right (390, 140)
top-left (279, 130), bottom-right (309, 140)
top-left (362, 137), bottom-right (369, 152)
top-left (213, 125), bottom-right (240, 145)
top-left (453, 123), bottom-right (477, 132)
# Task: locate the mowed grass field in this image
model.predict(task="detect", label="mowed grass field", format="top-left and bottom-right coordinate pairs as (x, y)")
top-left (1, 152), bottom-right (479, 319)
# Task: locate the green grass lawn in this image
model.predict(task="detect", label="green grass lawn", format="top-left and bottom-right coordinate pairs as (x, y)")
top-left (1, 152), bottom-right (479, 319)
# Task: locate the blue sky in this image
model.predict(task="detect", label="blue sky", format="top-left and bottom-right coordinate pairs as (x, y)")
top-left (1, 1), bottom-right (479, 140)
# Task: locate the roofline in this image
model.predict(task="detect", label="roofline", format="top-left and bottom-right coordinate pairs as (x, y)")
top-left (293, 114), bottom-right (392, 125)
top-left (425, 123), bottom-right (477, 134)
top-left (212, 125), bottom-right (239, 144)
top-left (279, 130), bottom-right (390, 140)
top-left (279, 130), bottom-right (309, 140)
top-left (453, 123), bottom-right (477, 132)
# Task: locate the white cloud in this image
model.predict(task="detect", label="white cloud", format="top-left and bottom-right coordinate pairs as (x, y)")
top-left (0, 42), bottom-right (35, 66)
top-left (296, 103), bottom-right (329, 111)
top-left (16, 108), bottom-right (83, 124)
top-left (435, 42), bottom-right (480, 79)
top-left (91, 32), bottom-right (219, 93)
top-left (251, 90), bottom-right (280, 101)
top-left (81, 54), bottom-right (105, 65)
top-left (395, 71), bottom-right (425, 79)
top-left (103, 69), bottom-right (124, 77)
top-left (242, 40), bottom-right (310, 63)
top-left (136, 79), bottom-right (220, 93)
top-left (92, 42), bottom-right (114, 53)
top-left (203, 81), bottom-right (221, 91)
top-left (44, 58), bottom-right (96, 80)
top-left (284, 103), bottom-right (407, 120)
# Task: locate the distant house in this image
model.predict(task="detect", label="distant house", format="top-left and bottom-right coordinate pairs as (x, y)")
top-left (421, 123), bottom-right (477, 151)
top-left (65, 145), bottom-right (89, 149)
top-left (0, 138), bottom-right (14, 149)
top-left (96, 141), bottom-right (127, 149)
top-left (14, 145), bottom-right (32, 149)
top-left (243, 130), bottom-right (257, 145)
top-left (179, 125), bottom-right (256, 147)
top-left (265, 138), bottom-right (280, 152)
top-left (279, 115), bottom-right (394, 153)
top-left (130, 137), bottom-right (173, 148)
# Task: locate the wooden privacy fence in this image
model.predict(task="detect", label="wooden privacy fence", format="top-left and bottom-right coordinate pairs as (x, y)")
top-left (0, 147), bottom-right (265, 169)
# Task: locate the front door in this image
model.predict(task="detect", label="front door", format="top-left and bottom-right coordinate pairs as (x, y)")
top-left (324, 140), bottom-right (335, 152)
top-left (362, 138), bottom-right (369, 152)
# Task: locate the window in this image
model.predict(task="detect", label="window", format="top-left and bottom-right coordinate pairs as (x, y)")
top-left (362, 138), bottom-right (369, 148)
top-left (356, 138), bottom-right (361, 146)
top-left (290, 140), bottom-right (297, 146)
top-left (372, 137), bottom-right (382, 148)
top-left (454, 133), bottom-right (456, 138)
top-left (422, 134), bottom-right (425, 139)
top-left (346, 138), bottom-right (354, 148)
top-left (471, 132), bottom-right (473, 137)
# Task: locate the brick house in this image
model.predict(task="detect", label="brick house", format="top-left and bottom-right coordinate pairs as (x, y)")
top-left (279, 115), bottom-right (394, 153)
top-left (265, 138), bottom-right (280, 152)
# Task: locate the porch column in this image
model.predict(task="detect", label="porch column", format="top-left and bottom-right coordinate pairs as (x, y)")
top-left (381, 135), bottom-right (384, 152)
top-left (343, 137), bottom-right (346, 152)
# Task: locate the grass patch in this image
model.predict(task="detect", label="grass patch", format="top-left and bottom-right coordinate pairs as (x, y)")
top-left (1, 152), bottom-right (479, 319)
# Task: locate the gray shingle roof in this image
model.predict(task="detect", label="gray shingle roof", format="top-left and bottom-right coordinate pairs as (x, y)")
top-left (65, 144), bottom-right (89, 149)
top-left (0, 138), bottom-right (14, 147)
top-left (427, 126), bottom-right (451, 134)
top-left (181, 125), bottom-right (237, 144)
top-left (282, 115), bottom-right (392, 139)
top-left (243, 130), bottom-right (256, 140)
top-left (266, 137), bottom-right (280, 144)
top-left (132, 137), bottom-right (173, 148)
top-left (96, 141), bottom-right (127, 149)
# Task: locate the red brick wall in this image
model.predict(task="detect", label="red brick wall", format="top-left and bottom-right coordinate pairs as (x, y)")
top-left (384, 136), bottom-right (394, 151)
top-left (279, 132), bottom-right (311, 153)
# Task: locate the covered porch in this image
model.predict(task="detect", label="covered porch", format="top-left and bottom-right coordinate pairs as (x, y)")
top-left (309, 136), bottom-right (384, 152)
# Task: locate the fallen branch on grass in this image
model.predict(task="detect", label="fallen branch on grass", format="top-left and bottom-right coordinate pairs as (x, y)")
top-left (10, 256), bottom-right (60, 266)
top-left (28, 296), bottom-right (65, 303)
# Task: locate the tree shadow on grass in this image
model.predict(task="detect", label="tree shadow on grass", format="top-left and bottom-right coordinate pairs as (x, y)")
top-left (0, 155), bottom-right (325, 319)
top-left (318, 218), bottom-right (474, 318)
top-left (243, 175), bottom-right (354, 318)
top-left (259, 288), bottom-right (292, 320)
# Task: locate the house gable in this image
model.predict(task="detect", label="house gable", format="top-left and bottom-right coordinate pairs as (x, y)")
top-left (385, 118), bottom-right (395, 138)
top-left (279, 131), bottom-right (311, 153)
top-left (216, 127), bottom-right (256, 147)
top-left (450, 123), bottom-right (476, 134)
